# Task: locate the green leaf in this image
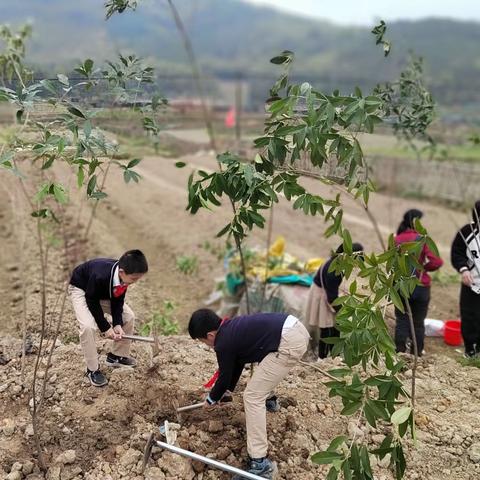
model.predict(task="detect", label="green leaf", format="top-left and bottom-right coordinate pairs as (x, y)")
top-left (270, 50), bottom-right (294, 65)
top-left (216, 223), bottom-right (231, 238)
top-left (127, 158), bottom-right (141, 168)
top-left (53, 184), bottom-right (67, 204)
top-left (87, 175), bottom-right (97, 195)
top-left (90, 191), bottom-right (108, 200)
top-left (311, 451), bottom-right (343, 465)
top-left (341, 401), bottom-right (362, 415)
top-left (327, 435), bottom-right (348, 452)
top-left (57, 73), bottom-right (69, 86)
top-left (83, 120), bottom-right (92, 138)
top-left (175, 161), bottom-right (186, 168)
top-left (389, 288), bottom-right (404, 312)
top-left (326, 467), bottom-right (338, 480)
top-left (77, 167), bottom-right (85, 188)
top-left (40, 79), bottom-right (57, 95)
top-left (68, 106), bottom-right (86, 119)
top-left (391, 406), bottom-right (411, 425)
top-left (84, 58), bottom-right (94, 74)
top-left (16, 109), bottom-right (24, 124)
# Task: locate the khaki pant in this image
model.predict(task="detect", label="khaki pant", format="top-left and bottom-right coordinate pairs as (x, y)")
top-left (244, 320), bottom-right (309, 458)
top-left (68, 285), bottom-right (135, 371)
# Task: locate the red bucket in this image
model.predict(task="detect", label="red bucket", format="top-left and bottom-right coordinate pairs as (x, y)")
top-left (444, 320), bottom-right (462, 346)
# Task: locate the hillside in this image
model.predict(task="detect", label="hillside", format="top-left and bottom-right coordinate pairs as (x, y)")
top-left (2, 1), bottom-right (480, 103)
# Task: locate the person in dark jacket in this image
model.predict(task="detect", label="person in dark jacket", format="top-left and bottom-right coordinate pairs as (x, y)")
top-left (305, 242), bottom-right (364, 359)
top-left (188, 309), bottom-right (310, 479)
top-left (451, 200), bottom-right (480, 357)
top-left (69, 250), bottom-right (148, 386)
top-left (394, 209), bottom-right (443, 355)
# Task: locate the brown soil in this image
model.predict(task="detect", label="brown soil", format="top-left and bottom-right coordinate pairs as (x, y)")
top-left (0, 138), bottom-right (478, 480)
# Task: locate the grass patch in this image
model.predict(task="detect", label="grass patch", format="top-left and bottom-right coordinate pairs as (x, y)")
top-left (458, 356), bottom-right (480, 368)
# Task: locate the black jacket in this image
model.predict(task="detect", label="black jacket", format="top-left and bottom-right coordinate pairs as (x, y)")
top-left (451, 223), bottom-right (480, 294)
top-left (210, 313), bottom-right (288, 402)
top-left (70, 258), bottom-right (125, 332)
top-left (313, 257), bottom-right (342, 312)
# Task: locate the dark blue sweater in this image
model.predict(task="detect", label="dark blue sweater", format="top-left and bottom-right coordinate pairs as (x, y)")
top-left (210, 312), bottom-right (288, 402)
top-left (70, 258), bottom-right (125, 332)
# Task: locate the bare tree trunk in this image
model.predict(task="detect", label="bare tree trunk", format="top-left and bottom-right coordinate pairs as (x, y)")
top-left (165, 0), bottom-right (217, 151)
top-left (259, 205), bottom-right (274, 311)
top-left (404, 300), bottom-right (418, 408)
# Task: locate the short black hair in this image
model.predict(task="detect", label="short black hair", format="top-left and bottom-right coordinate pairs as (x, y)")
top-left (118, 249), bottom-right (148, 274)
top-left (188, 309), bottom-right (221, 339)
top-left (397, 209), bottom-right (423, 234)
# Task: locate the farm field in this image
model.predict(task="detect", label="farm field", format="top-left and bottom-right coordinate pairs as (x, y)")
top-left (1, 127), bottom-right (480, 480)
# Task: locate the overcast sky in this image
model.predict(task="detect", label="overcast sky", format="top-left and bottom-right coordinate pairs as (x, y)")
top-left (246, 0), bottom-right (480, 25)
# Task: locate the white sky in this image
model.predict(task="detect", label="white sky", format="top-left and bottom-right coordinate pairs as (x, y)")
top-left (246, 0), bottom-right (480, 25)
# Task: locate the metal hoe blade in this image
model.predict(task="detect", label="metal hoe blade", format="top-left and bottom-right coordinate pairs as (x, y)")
top-left (141, 433), bottom-right (156, 473)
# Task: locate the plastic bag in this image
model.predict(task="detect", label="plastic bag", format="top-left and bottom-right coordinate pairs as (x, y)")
top-left (425, 318), bottom-right (445, 337)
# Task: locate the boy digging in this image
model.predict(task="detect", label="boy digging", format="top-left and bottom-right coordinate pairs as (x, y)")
top-left (69, 249), bottom-right (148, 386)
top-left (188, 309), bottom-right (309, 479)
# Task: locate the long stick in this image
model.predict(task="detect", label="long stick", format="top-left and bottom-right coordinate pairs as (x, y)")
top-left (176, 402), bottom-right (204, 413)
top-left (151, 439), bottom-right (267, 480)
top-left (122, 334), bottom-right (155, 343)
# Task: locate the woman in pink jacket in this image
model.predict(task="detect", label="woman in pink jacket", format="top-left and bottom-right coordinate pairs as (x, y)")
top-left (394, 209), bottom-right (443, 355)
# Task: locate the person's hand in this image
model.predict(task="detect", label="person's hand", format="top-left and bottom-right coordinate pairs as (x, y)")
top-left (203, 401), bottom-right (217, 411)
top-left (104, 327), bottom-right (119, 340)
top-left (462, 270), bottom-right (474, 287)
top-left (220, 390), bottom-right (233, 403)
top-left (203, 396), bottom-right (217, 410)
top-left (113, 325), bottom-right (125, 339)
top-left (105, 327), bottom-right (122, 341)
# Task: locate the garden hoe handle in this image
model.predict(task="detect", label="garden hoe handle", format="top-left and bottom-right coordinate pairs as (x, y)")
top-left (122, 334), bottom-right (155, 343)
top-left (176, 402), bottom-right (205, 413)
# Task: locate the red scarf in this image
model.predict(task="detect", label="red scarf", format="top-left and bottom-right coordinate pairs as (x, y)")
top-left (113, 284), bottom-right (128, 297)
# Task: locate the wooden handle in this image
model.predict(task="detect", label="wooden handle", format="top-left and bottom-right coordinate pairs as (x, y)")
top-left (176, 402), bottom-right (204, 412)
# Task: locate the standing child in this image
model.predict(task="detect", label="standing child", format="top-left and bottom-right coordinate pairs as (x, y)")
top-left (394, 209), bottom-right (443, 355)
top-left (305, 243), bottom-right (364, 359)
top-left (188, 309), bottom-right (309, 479)
top-left (451, 200), bottom-right (480, 357)
top-left (68, 249), bottom-right (148, 386)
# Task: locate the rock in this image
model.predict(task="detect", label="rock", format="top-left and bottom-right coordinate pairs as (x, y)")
top-left (119, 448), bottom-right (142, 467)
top-left (468, 443), bottom-right (480, 463)
top-left (160, 452), bottom-right (194, 479)
top-left (145, 467), bottom-right (166, 480)
top-left (22, 461), bottom-right (35, 475)
top-left (207, 420), bottom-right (223, 433)
top-left (55, 450), bottom-right (76, 465)
top-left (3, 419), bottom-right (15, 436)
top-left (25, 424), bottom-right (34, 437)
top-left (60, 466), bottom-right (82, 480)
top-left (285, 415), bottom-right (297, 432)
top-left (6, 472), bottom-right (22, 480)
top-left (215, 446), bottom-right (231, 461)
top-left (11, 462), bottom-right (23, 472)
top-left (46, 466), bottom-right (61, 480)
top-left (11, 385), bottom-right (22, 395)
top-left (436, 404), bottom-right (447, 413)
